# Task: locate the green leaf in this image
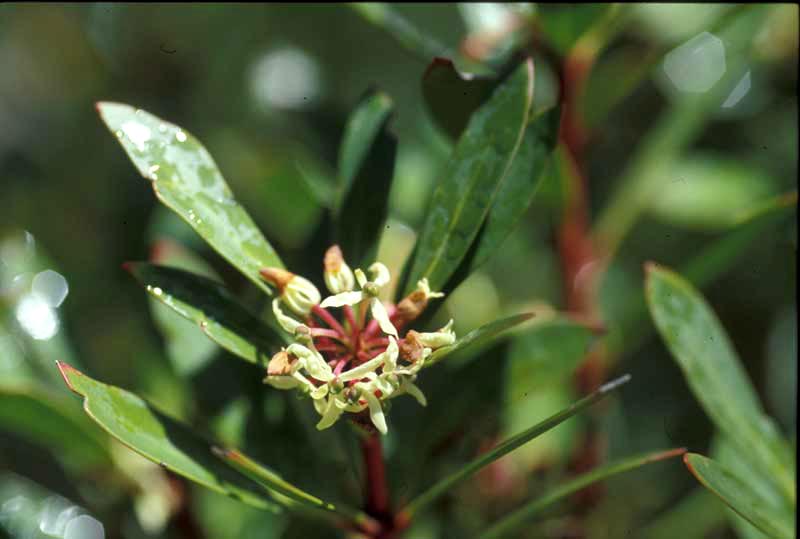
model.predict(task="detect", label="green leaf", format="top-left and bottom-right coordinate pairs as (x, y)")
top-left (403, 59), bottom-right (536, 295)
top-left (0, 383), bottom-right (111, 472)
top-left (422, 58), bottom-right (496, 140)
top-left (537, 4), bottom-right (610, 55)
top-left (469, 106), bottom-right (561, 271)
top-left (216, 448), bottom-right (379, 534)
top-left (684, 453), bottom-right (794, 538)
top-left (125, 262), bottom-right (284, 365)
top-left (148, 239), bottom-right (220, 376)
top-left (646, 154), bottom-right (775, 230)
top-left (480, 448), bottom-right (687, 539)
top-left (645, 265), bottom-right (796, 504)
top-left (96, 102), bottom-right (283, 295)
top-left (424, 312), bottom-right (534, 368)
top-left (56, 362), bottom-right (280, 512)
top-left (713, 437), bottom-right (787, 539)
top-left (401, 373), bottom-right (631, 517)
top-left (335, 91), bottom-right (397, 266)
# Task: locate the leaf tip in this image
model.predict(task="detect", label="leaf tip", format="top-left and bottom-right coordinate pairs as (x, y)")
top-left (56, 361), bottom-right (81, 394)
top-left (599, 373), bottom-right (631, 394)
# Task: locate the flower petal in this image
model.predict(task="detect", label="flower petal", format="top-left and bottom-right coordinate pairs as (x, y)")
top-left (320, 291), bottom-right (364, 309)
top-left (288, 343), bottom-right (334, 382)
top-left (402, 381), bottom-right (427, 406)
top-left (380, 337), bottom-right (399, 373)
top-left (273, 298), bottom-right (301, 334)
top-left (339, 338), bottom-right (397, 382)
top-left (370, 298), bottom-right (398, 337)
top-left (361, 389), bottom-right (388, 435)
top-left (354, 268), bottom-right (368, 288)
top-left (310, 384), bottom-right (329, 400)
top-left (316, 396), bottom-right (345, 430)
top-left (416, 319), bottom-right (455, 348)
top-left (368, 262), bottom-right (391, 288)
top-left (263, 375), bottom-right (297, 390)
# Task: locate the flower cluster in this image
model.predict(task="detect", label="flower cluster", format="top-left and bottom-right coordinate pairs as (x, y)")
top-left (260, 245), bottom-right (455, 434)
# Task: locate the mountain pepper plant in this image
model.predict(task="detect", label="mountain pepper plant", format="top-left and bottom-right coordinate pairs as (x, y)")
top-left (0, 4), bottom-right (794, 539)
top-left (51, 55), bottom-right (683, 538)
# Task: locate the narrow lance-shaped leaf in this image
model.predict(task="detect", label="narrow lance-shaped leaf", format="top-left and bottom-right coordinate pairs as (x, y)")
top-left (685, 453), bottom-right (794, 539)
top-left (335, 91), bottom-right (397, 266)
top-left (401, 374), bottom-right (631, 517)
top-left (57, 363), bottom-right (283, 512)
top-left (215, 448), bottom-right (380, 535)
top-left (402, 59), bottom-right (535, 296)
top-left (97, 102), bottom-right (284, 294)
top-left (125, 262), bottom-right (285, 365)
top-left (480, 448), bottom-right (687, 539)
top-left (712, 436), bottom-right (788, 539)
top-left (148, 239), bottom-right (220, 376)
top-left (348, 3), bottom-right (446, 62)
top-left (468, 106), bottom-right (561, 272)
top-left (424, 312), bottom-right (533, 368)
top-left (645, 264), bottom-right (796, 504)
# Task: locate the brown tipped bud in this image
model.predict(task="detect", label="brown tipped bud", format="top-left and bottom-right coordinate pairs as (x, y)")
top-left (396, 290), bottom-right (428, 325)
top-left (267, 350), bottom-right (295, 376)
top-left (324, 245), bottom-right (344, 273)
top-left (259, 267), bottom-right (295, 293)
top-left (399, 330), bottom-right (426, 364)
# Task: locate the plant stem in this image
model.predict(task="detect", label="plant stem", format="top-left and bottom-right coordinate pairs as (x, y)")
top-left (362, 432), bottom-right (391, 519)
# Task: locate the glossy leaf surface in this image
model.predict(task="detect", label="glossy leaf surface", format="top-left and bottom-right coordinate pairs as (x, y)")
top-left (57, 362), bottom-right (280, 512)
top-left (97, 102), bottom-right (284, 295)
top-left (126, 262), bottom-right (284, 365)
top-left (403, 59), bottom-right (535, 295)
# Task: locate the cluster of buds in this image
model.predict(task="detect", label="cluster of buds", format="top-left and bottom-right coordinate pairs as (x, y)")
top-left (260, 245), bottom-right (455, 434)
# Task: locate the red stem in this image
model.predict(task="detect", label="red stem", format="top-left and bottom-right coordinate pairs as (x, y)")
top-left (362, 432), bottom-right (391, 518)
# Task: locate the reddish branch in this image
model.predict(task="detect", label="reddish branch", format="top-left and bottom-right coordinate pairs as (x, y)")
top-left (362, 432), bottom-right (392, 524)
top-left (556, 43), bottom-right (612, 517)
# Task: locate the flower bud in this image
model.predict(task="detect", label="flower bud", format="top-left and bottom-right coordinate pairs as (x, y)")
top-left (417, 319), bottom-right (456, 349)
top-left (261, 267), bottom-right (321, 316)
top-left (323, 245), bottom-right (355, 294)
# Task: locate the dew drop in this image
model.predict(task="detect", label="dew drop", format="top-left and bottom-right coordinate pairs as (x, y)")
top-left (158, 123), bottom-right (167, 133)
top-left (148, 164), bottom-right (160, 180)
top-left (120, 121), bottom-right (152, 151)
top-left (152, 287), bottom-right (163, 297)
top-left (175, 130), bottom-right (187, 142)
